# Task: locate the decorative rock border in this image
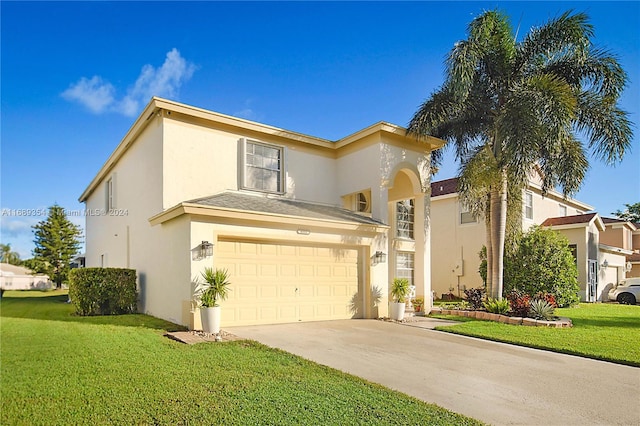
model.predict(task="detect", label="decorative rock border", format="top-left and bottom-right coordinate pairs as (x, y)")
top-left (430, 308), bottom-right (572, 328)
top-left (165, 330), bottom-right (241, 344)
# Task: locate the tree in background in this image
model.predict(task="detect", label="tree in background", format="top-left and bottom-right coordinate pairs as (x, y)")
top-left (0, 243), bottom-right (22, 265)
top-left (21, 257), bottom-right (50, 274)
top-left (32, 205), bottom-right (82, 288)
top-left (613, 202), bottom-right (640, 223)
top-left (504, 226), bottom-right (580, 307)
top-left (408, 10), bottom-right (632, 299)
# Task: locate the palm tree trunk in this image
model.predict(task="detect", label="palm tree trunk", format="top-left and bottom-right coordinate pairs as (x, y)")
top-left (490, 171), bottom-right (508, 299)
top-left (485, 209), bottom-right (493, 296)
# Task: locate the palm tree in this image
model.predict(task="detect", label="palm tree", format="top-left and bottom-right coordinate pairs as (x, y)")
top-left (0, 243), bottom-right (21, 265)
top-left (408, 10), bottom-right (632, 299)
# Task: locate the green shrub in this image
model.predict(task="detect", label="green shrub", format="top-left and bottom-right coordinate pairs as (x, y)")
top-left (483, 298), bottom-right (510, 314)
top-left (504, 226), bottom-right (580, 307)
top-left (529, 299), bottom-right (555, 320)
top-left (69, 268), bottom-right (137, 316)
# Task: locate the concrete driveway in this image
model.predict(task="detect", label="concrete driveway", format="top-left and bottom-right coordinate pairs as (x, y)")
top-left (227, 318), bottom-right (640, 426)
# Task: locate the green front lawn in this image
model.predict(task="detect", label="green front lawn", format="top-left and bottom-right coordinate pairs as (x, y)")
top-left (433, 303), bottom-right (640, 366)
top-left (1, 291), bottom-right (481, 425)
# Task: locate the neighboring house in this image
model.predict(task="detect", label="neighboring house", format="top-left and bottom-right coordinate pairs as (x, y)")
top-left (0, 263), bottom-right (53, 292)
top-left (430, 176), bottom-right (592, 299)
top-left (70, 254), bottom-right (86, 269)
top-left (540, 213), bottom-right (632, 302)
top-left (79, 97), bottom-right (444, 328)
top-left (601, 217), bottom-right (639, 278)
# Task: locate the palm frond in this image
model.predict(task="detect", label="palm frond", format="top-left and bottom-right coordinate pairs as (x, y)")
top-left (575, 92), bottom-right (633, 165)
top-left (516, 10), bottom-right (593, 73)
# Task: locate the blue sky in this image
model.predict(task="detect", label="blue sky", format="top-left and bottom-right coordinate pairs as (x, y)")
top-left (1, 1), bottom-right (639, 259)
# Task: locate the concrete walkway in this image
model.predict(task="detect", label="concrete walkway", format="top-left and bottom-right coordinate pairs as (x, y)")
top-left (227, 318), bottom-right (640, 426)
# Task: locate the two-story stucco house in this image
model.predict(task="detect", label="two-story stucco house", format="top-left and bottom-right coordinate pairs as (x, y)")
top-left (79, 97), bottom-right (444, 328)
top-left (430, 176), bottom-right (593, 299)
top-left (431, 176), bottom-right (636, 303)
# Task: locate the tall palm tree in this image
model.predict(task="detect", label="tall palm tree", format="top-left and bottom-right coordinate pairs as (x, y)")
top-left (0, 243), bottom-right (21, 265)
top-left (408, 10), bottom-right (632, 299)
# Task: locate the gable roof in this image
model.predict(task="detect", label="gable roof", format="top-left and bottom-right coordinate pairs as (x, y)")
top-left (540, 213), bottom-right (605, 231)
top-left (79, 97), bottom-right (445, 203)
top-left (431, 177), bottom-right (459, 197)
top-left (601, 217), bottom-right (638, 231)
top-left (0, 263), bottom-right (44, 276)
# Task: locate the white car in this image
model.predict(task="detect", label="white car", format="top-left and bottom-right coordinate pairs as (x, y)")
top-left (608, 278), bottom-right (640, 305)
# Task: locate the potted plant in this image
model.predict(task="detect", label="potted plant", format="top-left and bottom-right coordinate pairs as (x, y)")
top-left (411, 297), bottom-right (424, 313)
top-left (194, 267), bottom-right (231, 334)
top-left (389, 278), bottom-right (410, 321)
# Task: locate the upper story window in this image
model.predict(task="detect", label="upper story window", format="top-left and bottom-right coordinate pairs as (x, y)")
top-left (626, 229), bottom-right (633, 250)
top-left (559, 204), bottom-right (567, 217)
top-left (524, 191), bottom-right (533, 220)
top-left (396, 199), bottom-right (414, 239)
top-left (243, 140), bottom-right (284, 193)
top-left (460, 202), bottom-right (476, 224)
top-left (342, 190), bottom-right (371, 214)
top-left (105, 176), bottom-right (115, 210)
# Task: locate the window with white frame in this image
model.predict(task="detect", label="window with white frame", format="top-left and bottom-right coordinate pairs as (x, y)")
top-left (396, 252), bottom-right (415, 287)
top-left (524, 191), bottom-right (533, 220)
top-left (343, 190), bottom-right (372, 214)
top-left (396, 199), bottom-right (414, 239)
top-left (460, 202), bottom-right (476, 224)
top-left (559, 204), bottom-right (567, 217)
top-left (244, 140), bottom-right (284, 193)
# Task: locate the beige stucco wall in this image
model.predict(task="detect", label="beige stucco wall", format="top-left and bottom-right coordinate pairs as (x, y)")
top-left (430, 194), bottom-right (485, 298)
top-left (162, 113), bottom-right (339, 209)
top-left (336, 140), bottom-right (433, 310)
top-left (84, 116), bottom-right (197, 324)
top-left (554, 227), bottom-right (589, 300)
top-left (85, 116), bottom-right (164, 270)
top-left (523, 188), bottom-right (588, 230)
top-left (600, 225), bottom-right (634, 251)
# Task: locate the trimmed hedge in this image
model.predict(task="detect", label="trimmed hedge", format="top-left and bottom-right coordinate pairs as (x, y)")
top-left (69, 268), bottom-right (137, 316)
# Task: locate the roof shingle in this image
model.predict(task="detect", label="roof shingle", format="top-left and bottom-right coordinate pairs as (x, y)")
top-left (186, 192), bottom-right (386, 226)
top-left (431, 178), bottom-right (459, 197)
top-left (540, 213), bottom-right (598, 227)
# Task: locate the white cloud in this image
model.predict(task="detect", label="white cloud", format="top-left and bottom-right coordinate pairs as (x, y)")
top-left (0, 216), bottom-right (35, 238)
top-left (118, 48), bottom-right (197, 116)
top-left (234, 99), bottom-right (263, 122)
top-left (234, 108), bottom-right (257, 120)
top-left (62, 48), bottom-right (196, 117)
top-left (61, 76), bottom-right (115, 113)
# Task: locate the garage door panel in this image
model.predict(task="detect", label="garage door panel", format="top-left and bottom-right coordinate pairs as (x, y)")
top-left (279, 305), bottom-right (297, 321)
top-left (260, 285), bottom-right (278, 298)
top-left (216, 240), bottom-right (361, 326)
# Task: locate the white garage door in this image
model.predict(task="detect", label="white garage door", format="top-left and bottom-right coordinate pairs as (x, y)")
top-left (216, 240), bottom-right (360, 326)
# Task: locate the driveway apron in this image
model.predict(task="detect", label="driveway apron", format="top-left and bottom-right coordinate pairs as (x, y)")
top-left (227, 319), bottom-right (640, 426)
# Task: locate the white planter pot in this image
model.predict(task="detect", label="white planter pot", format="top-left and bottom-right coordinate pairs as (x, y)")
top-left (200, 306), bottom-right (221, 334)
top-left (389, 302), bottom-right (406, 321)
